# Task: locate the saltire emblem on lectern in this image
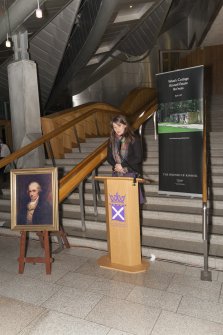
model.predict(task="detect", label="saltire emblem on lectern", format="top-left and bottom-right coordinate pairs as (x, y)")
top-left (109, 192), bottom-right (126, 222)
top-left (112, 204), bottom-right (125, 222)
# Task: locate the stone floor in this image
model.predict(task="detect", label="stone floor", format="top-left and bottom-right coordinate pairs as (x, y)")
top-left (1, 235), bottom-right (223, 335)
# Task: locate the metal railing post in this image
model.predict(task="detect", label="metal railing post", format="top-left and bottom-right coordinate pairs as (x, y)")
top-left (78, 181), bottom-right (86, 231)
top-left (91, 170), bottom-right (98, 216)
top-left (201, 202), bottom-right (212, 281)
top-left (201, 100), bottom-right (212, 281)
top-left (45, 141), bottom-right (56, 167)
top-left (73, 126), bottom-right (81, 153)
top-left (94, 114), bottom-right (100, 136)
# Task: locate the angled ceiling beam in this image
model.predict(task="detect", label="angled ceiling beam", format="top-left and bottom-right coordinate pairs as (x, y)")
top-left (0, 0), bottom-right (46, 45)
top-left (45, 0), bottom-right (119, 110)
top-left (117, 0), bottom-right (173, 57)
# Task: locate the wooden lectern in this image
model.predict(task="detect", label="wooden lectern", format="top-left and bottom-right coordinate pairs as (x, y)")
top-left (95, 176), bottom-right (149, 273)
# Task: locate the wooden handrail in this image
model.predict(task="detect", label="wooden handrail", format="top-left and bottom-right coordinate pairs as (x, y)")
top-left (0, 106), bottom-right (120, 169)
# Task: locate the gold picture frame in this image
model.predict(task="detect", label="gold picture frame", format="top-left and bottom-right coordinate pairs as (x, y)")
top-left (11, 167), bottom-right (59, 231)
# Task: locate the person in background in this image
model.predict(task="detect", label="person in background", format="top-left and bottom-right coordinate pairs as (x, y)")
top-left (107, 114), bottom-right (143, 177)
top-left (0, 138), bottom-right (11, 184)
top-left (107, 115), bottom-right (144, 203)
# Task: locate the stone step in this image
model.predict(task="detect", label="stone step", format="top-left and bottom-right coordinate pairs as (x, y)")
top-left (2, 225), bottom-right (223, 270)
top-left (46, 158), bottom-right (81, 166)
top-left (60, 217), bottom-right (223, 257)
top-left (64, 152), bottom-right (88, 159)
top-left (60, 200), bottom-right (223, 227)
top-left (69, 189), bottom-right (223, 209)
top-left (87, 180), bottom-right (223, 196)
top-left (61, 212), bottom-right (223, 243)
top-left (85, 137), bottom-right (108, 142)
top-left (71, 146), bottom-right (101, 153)
top-left (210, 166), bottom-right (223, 174)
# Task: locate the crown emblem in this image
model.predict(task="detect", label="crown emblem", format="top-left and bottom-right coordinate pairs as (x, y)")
top-left (109, 192), bottom-right (126, 203)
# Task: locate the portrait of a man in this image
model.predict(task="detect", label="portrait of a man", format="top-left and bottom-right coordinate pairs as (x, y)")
top-left (11, 168), bottom-right (59, 231)
top-left (18, 181), bottom-right (52, 225)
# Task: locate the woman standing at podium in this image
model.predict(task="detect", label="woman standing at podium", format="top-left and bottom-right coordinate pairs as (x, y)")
top-left (107, 115), bottom-right (143, 180)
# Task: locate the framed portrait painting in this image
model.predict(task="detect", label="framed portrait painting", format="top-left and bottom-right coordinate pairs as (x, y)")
top-left (11, 167), bottom-right (59, 231)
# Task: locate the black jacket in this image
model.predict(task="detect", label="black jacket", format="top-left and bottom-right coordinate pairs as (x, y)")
top-left (17, 196), bottom-right (53, 225)
top-left (107, 135), bottom-right (143, 175)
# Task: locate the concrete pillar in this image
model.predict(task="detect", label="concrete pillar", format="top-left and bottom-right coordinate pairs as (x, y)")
top-left (8, 59), bottom-right (45, 168)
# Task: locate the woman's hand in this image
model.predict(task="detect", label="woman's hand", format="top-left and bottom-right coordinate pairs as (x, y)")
top-left (114, 163), bottom-right (124, 173)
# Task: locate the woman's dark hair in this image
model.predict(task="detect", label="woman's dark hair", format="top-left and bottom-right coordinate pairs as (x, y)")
top-left (110, 115), bottom-right (135, 144)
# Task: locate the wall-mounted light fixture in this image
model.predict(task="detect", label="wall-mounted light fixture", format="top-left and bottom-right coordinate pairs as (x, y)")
top-left (5, 33), bottom-right (11, 48)
top-left (5, 0), bottom-right (12, 47)
top-left (36, 0), bottom-right (43, 18)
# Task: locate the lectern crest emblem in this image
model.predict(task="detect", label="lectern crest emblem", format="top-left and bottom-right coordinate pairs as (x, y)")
top-left (109, 192), bottom-right (126, 222)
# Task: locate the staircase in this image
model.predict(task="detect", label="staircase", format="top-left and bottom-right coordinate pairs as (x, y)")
top-left (0, 96), bottom-right (223, 269)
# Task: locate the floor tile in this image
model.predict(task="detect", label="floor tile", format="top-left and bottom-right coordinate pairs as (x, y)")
top-left (168, 273), bottom-right (221, 302)
top-left (0, 295), bottom-right (45, 335)
top-left (42, 286), bottom-right (103, 318)
top-left (64, 246), bottom-right (107, 259)
top-left (185, 266), bottom-right (218, 280)
top-left (150, 260), bottom-right (186, 274)
top-left (218, 289), bottom-right (223, 304)
top-left (217, 270), bottom-right (223, 282)
top-left (56, 271), bottom-right (97, 290)
top-left (0, 255), bottom-right (21, 274)
top-left (75, 259), bottom-right (117, 279)
top-left (0, 268), bottom-right (16, 285)
top-left (87, 278), bottom-right (135, 299)
top-left (127, 286), bottom-right (182, 312)
top-left (1, 235), bottom-right (223, 335)
top-left (113, 269), bottom-right (173, 290)
top-left (108, 330), bottom-right (134, 335)
top-left (178, 295), bottom-right (223, 324)
top-left (86, 296), bottom-right (161, 335)
top-left (0, 236), bottom-right (21, 258)
top-left (52, 252), bottom-right (88, 271)
top-left (151, 310), bottom-right (223, 335)
top-left (0, 275), bottom-right (61, 306)
top-left (20, 310), bottom-right (110, 335)
top-left (21, 262), bottom-right (71, 283)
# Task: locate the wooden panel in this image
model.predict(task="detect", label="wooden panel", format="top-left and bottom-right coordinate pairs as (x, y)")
top-left (180, 44), bottom-right (223, 96)
top-left (120, 87), bottom-right (156, 115)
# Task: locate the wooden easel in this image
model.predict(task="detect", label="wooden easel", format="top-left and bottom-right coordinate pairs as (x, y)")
top-left (18, 226), bottom-right (70, 274)
top-left (18, 230), bottom-right (52, 274)
top-left (37, 225), bottom-right (70, 254)
top-left (51, 225), bottom-right (70, 252)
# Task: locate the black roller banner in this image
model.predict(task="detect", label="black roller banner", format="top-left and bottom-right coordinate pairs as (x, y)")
top-left (156, 66), bottom-right (204, 196)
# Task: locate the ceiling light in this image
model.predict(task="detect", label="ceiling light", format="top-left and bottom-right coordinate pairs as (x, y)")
top-left (36, 0), bottom-right (43, 18)
top-left (129, 5), bottom-right (133, 8)
top-left (5, 33), bottom-right (11, 48)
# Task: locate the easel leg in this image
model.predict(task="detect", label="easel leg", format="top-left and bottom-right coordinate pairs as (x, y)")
top-left (60, 225), bottom-right (70, 248)
top-left (43, 231), bottom-right (51, 274)
top-left (18, 231), bottom-right (26, 274)
top-left (52, 225), bottom-right (70, 254)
